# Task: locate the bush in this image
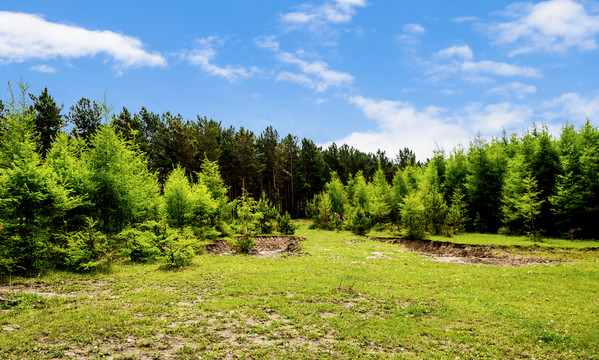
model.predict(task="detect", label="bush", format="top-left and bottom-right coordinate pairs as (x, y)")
top-left (115, 228), bottom-right (160, 263)
top-left (159, 228), bottom-right (196, 269)
top-left (63, 218), bottom-right (112, 272)
top-left (277, 211), bottom-right (296, 235)
top-left (348, 206), bottom-right (372, 236)
top-left (400, 194), bottom-right (427, 239)
top-left (231, 234), bottom-right (256, 254)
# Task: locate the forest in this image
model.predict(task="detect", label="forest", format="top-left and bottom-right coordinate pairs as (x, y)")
top-left (1, 81), bottom-right (598, 276)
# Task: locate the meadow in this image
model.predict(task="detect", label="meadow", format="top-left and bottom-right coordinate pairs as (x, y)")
top-left (1, 223), bottom-right (598, 359)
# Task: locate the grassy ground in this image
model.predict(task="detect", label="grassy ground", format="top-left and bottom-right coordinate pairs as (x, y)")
top-left (1, 223), bottom-right (598, 359)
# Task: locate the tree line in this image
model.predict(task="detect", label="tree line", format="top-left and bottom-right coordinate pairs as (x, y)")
top-left (1, 82), bottom-right (598, 275)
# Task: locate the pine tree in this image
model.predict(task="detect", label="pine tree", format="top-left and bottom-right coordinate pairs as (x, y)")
top-left (163, 166), bottom-right (193, 229)
top-left (67, 97), bottom-right (103, 141)
top-left (29, 87), bottom-right (64, 158)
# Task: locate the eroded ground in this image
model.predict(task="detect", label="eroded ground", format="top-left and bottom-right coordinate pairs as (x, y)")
top-left (371, 237), bottom-right (569, 266)
top-left (204, 236), bottom-right (307, 256)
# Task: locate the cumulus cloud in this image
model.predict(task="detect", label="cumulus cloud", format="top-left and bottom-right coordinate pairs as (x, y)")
top-left (324, 94), bottom-right (540, 160)
top-left (490, 0), bottom-right (599, 55)
top-left (0, 11), bottom-right (166, 68)
top-left (253, 35), bottom-right (280, 52)
top-left (280, 0), bottom-right (367, 28)
top-left (453, 16), bottom-right (480, 23)
top-left (427, 44), bottom-right (542, 81)
top-left (29, 64), bottom-right (56, 73)
top-left (403, 23), bottom-right (426, 34)
top-left (323, 95), bottom-right (470, 161)
top-left (461, 60), bottom-right (541, 78)
top-left (435, 45), bottom-right (473, 60)
top-left (461, 102), bottom-right (532, 134)
top-left (254, 35), bottom-right (353, 92)
top-left (540, 92), bottom-right (599, 122)
top-left (488, 82), bottom-right (537, 99)
top-left (274, 52), bottom-right (354, 91)
top-left (183, 37), bottom-right (258, 82)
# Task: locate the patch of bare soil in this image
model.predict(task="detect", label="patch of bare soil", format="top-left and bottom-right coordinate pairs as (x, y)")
top-left (204, 236), bottom-right (307, 256)
top-left (372, 237), bottom-right (562, 266)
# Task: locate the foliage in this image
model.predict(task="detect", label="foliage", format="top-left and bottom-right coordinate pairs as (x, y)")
top-left (256, 192), bottom-right (278, 233)
top-left (158, 226), bottom-right (196, 269)
top-left (400, 193), bottom-right (427, 239)
top-left (62, 218), bottom-right (112, 272)
top-left (276, 211), bottom-right (296, 235)
top-left (347, 206), bottom-right (372, 236)
top-left (446, 188), bottom-right (469, 235)
top-left (236, 190), bottom-right (262, 235)
top-left (230, 234), bottom-right (256, 254)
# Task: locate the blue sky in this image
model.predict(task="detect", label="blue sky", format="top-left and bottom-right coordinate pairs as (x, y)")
top-left (2, 0), bottom-right (599, 160)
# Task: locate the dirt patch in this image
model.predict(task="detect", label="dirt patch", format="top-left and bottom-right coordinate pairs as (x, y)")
top-left (372, 237), bottom-right (562, 266)
top-left (204, 236), bottom-right (307, 256)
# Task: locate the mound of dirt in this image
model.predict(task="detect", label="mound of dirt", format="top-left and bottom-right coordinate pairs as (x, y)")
top-left (372, 237), bottom-right (561, 266)
top-left (204, 236), bottom-right (306, 256)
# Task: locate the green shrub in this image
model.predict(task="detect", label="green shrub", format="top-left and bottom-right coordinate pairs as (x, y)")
top-left (159, 229), bottom-right (196, 269)
top-left (63, 218), bottom-right (112, 272)
top-left (231, 234), bottom-right (256, 254)
top-left (277, 211), bottom-right (296, 235)
top-left (400, 194), bottom-right (427, 239)
top-left (348, 206), bottom-right (372, 236)
top-left (115, 228), bottom-right (160, 263)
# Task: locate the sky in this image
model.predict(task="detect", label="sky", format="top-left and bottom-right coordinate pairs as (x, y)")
top-left (1, 0), bottom-right (599, 161)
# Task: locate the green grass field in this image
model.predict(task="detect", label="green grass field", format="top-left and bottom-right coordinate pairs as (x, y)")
top-left (1, 223), bottom-right (598, 359)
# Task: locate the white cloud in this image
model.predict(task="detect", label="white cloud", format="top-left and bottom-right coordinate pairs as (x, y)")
top-left (274, 52), bottom-right (354, 91)
top-left (488, 82), bottom-right (537, 99)
top-left (461, 60), bottom-right (541, 78)
top-left (29, 64), bottom-right (56, 73)
top-left (276, 71), bottom-right (314, 87)
top-left (540, 92), bottom-right (599, 122)
top-left (403, 23), bottom-right (426, 34)
top-left (184, 37), bottom-right (258, 82)
top-left (325, 94), bottom-right (538, 161)
top-left (490, 0), bottom-right (599, 55)
top-left (253, 35), bottom-right (280, 52)
top-left (436, 45), bottom-right (473, 60)
top-left (461, 102), bottom-right (532, 134)
top-left (0, 11), bottom-right (166, 68)
top-left (453, 16), bottom-right (480, 23)
top-left (280, 0), bottom-right (366, 29)
top-left (324, 95), bottom-right (470, 161)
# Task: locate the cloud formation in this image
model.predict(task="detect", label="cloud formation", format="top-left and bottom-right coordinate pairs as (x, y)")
top-left (325, 95), bottom-right (470, 160)
top-left (427, 44), bottom-right (542, 81)
top-left (255, 36), bottom-right (353, 92)
top-left (280, 0), bottom-right (367, 28)
top-left (29, 64), bottom-right (56, 73)
top-left (488, 81), bottom-right (537, 99)
top-left (325, 94), bottom-right (541, 160)
top-left (403, 23), bottom-right (426, 34)
top-left (184, 37), bottom-right (258, 82)
top-left (540, 92), bottom-right (599, 122)
top-left (490, 0), bottom-right (599, 55)
top-left (0, 11), bottom-right (166, 68)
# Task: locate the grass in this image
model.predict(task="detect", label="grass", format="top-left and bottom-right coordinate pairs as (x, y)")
top-left (0, 223), bottom-right (598, 359)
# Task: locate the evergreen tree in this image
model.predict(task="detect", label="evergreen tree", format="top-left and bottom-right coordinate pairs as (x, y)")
top-left (369, 166), bottom-right (392, 225)
top-left (67, 97), bottom-right (103, 141)
top-left (29, 87), bottom-right (64, 158)
top-left (0, 81), bottom-right (75, 274)
top-left (400, 193), bottom-right (426, 239)
top-left (466, 137), bottom-right (504, 232)
top-left (163, 166), bottom-right (193, 229)
top-left (550, 123), bottom-right (585, 237)
top-left (85, 125), bottom-right (160, 233)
